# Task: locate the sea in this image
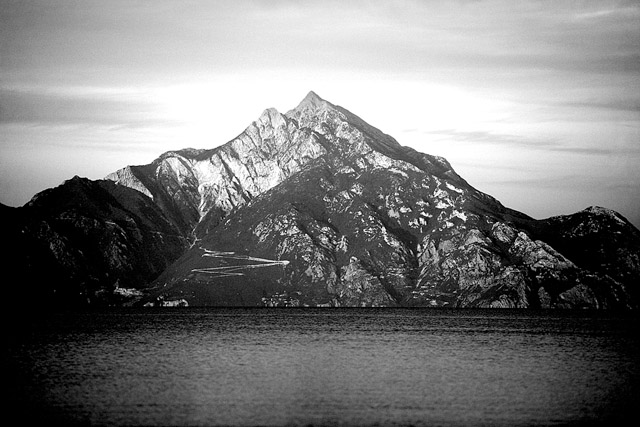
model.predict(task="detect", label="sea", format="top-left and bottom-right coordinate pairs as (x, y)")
top-left (6, 308), bottom-right (639, 426)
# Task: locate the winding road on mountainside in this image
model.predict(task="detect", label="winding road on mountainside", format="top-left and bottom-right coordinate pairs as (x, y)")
top-left (192, 249), bottom-right (290, 278)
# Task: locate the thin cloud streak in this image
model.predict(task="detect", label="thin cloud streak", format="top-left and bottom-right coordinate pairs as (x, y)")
top-left (0, 88), bottom-right (165, 127)
top-left (417, 128), bottom-right (633, 156)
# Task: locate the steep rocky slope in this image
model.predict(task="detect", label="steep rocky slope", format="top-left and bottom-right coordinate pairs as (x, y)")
top-left (7, 91), bottom-right (639, 308)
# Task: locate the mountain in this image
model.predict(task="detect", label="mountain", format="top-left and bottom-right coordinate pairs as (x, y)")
top-left (2, 177), bottom-right (187, 306)
top-left (6, 91), bottom-right (639, 308)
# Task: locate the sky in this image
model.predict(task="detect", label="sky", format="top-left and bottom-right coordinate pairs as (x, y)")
top-left (1, 0), bottom-right (639, 227)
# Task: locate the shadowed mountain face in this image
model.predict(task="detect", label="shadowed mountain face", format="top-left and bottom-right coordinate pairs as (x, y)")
top-left (6, 92), bottom-right (639, 308)
top-left (2, 177), bottom-right (187, 306)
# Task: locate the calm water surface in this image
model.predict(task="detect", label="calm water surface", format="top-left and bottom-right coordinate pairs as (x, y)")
top-left (6, 308), bottom-right (639, 426)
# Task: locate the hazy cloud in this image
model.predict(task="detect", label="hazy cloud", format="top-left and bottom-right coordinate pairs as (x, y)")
top-left (561, 98), bottom-right (640, 114)
top-left (0, 87), bottom-right (178, 128)
top-left (420, 129), bottom-right (618, 156)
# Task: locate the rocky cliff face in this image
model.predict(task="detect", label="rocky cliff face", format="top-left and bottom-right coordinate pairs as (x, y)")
top-left (8, 91), bottom-right (639, 308)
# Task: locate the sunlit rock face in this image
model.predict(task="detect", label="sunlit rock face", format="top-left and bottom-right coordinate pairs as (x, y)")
top-left (7, 91), bottom-right (638, 308)
top-left (106, 96), bottom-right (329, 236)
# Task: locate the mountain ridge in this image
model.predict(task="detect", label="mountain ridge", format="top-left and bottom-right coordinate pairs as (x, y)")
top-left (5, 91), bottom-right (639, 308)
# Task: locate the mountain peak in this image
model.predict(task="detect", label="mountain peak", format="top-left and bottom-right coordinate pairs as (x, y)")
top-left (294, 90), bottom-right (329, 111)
top-left (582, 206), bottom-right (633, 228)
top-left (257, 107), bottom-right (287, 129)
top-left (303, 90), bottom-right (323, 102)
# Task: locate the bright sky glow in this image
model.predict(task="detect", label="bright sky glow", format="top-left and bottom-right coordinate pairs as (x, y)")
top-left (1, 0), bottom-right (638, 227)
